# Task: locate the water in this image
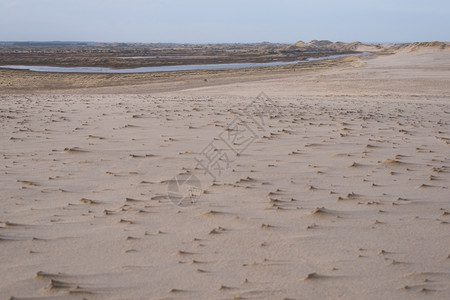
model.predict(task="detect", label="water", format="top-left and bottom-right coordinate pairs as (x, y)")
top-left (0, 53), bottom-right (368, 74)
top-left (306, 53), bottom-right (368, 61)
top-left (118, 56), bottom-right (197, 59)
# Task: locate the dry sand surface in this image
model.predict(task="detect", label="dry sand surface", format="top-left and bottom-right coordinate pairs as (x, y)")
top-left (1, 48), bottom-right (449, 299)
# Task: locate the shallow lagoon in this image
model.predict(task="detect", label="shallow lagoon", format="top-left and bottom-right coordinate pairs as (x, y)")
top-left (0, 53), bottom-right (366, 73)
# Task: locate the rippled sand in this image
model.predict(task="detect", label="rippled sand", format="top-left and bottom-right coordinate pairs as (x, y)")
top-left (1, 47), bottom-right (449, 299)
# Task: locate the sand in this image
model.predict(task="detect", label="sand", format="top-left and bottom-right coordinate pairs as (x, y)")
top-left (1, 48), bottom-right (449, 299)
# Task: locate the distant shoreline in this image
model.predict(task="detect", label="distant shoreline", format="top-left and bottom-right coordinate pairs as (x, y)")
top-left (0, 41), bottom-right (363, 69)
top-left (0, 41), bottom-right (447, 93)
top-left (0, 53), bottom-right (368, 74)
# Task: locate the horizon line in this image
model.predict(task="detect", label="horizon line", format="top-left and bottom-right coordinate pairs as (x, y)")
top-left (1, 40), bottom-right (447, 45)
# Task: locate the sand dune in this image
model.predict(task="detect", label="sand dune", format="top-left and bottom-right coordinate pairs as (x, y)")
top-left (1, 48), bottom-right (449, 299)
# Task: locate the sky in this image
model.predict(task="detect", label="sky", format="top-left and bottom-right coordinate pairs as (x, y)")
top-left (0, 0), bottom-right (449, 44)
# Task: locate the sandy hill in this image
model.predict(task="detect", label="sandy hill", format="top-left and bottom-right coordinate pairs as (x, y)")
top-left (393, 41), bottom-right (449, 53)
top-left (288, 40), bottom-right (384, 52)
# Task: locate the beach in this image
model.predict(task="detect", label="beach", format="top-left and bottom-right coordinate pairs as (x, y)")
top-left (1, 45), bottom-right (449, 299)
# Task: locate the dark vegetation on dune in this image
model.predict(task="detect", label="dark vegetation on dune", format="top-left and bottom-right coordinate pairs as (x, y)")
top-left (0, 41), bottom-right (364, 69)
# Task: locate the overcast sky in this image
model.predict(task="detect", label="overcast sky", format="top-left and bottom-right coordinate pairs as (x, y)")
top-left (1, 0), bottom-right (449, 43)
